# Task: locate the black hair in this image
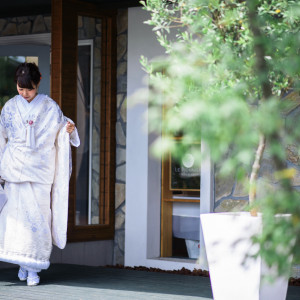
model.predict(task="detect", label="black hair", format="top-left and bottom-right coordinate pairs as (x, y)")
top-left (14, 62), bottom-right (41, 89)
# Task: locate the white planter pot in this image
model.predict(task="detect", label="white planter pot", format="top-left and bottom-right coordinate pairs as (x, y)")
top-left (200, 212), bottom-right (290, 300)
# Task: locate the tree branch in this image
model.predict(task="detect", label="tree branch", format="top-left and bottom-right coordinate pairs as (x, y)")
top-left (246, 0), bottom-right (293, 212)
top-left (249, 134), bottom-right (266, 214)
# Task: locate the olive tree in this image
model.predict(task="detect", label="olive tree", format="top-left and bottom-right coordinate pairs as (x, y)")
top-left (140, 0), bottom-right (300, 276)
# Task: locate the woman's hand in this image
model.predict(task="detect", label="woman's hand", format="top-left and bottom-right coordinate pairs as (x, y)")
top-left (66, 121), bottom-right (75, 134)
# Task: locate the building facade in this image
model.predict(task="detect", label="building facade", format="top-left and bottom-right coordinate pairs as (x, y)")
top-left (0, 0), bottom-right (299, 278)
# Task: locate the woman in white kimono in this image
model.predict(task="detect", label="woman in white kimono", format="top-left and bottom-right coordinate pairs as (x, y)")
top-left (0, 63), bottom-right (80, 286)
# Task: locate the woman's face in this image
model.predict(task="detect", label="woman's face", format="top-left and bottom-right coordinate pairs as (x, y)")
top-left (17, 83), bottom-right (39, 102)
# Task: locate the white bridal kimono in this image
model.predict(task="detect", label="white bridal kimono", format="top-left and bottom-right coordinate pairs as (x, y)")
top-left (0, 94), bottom-right (80, 271)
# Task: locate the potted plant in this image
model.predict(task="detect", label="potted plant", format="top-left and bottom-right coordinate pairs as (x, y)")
top-left (140, 0), bottom-right (300, 299)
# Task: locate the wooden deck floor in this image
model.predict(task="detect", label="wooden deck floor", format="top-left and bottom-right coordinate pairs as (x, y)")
top-left (0, 264), bottom-right (299, 300)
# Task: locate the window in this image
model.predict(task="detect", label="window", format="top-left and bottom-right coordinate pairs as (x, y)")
top-left (51, 0), bottom-right (116, 241)
top-left (161, 128), bottom-right (201, 259)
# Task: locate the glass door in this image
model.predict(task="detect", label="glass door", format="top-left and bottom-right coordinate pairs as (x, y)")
top-left (50, 0), bottom-right (117, 241)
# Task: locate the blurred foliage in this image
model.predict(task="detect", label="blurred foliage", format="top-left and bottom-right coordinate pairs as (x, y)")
top-left (0, 56), bottom-right (22, 108)
top-left (141, 0), bottom-right (300, 277)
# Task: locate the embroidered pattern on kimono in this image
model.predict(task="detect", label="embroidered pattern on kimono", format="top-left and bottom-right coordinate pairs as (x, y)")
top-left (0, 94), bottom-right (80, 270)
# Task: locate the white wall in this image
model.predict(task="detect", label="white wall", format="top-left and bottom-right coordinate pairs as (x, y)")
top-left (125, 7), bottom-right (204, 271)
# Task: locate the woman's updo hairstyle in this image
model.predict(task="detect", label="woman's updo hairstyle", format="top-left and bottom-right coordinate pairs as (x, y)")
top-left (14, 62), bottom-right (41, 89)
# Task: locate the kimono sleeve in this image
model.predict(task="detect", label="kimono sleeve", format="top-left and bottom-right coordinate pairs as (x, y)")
top-left (64, 116), bottom-right (80, 147)
top-left (0, 108), bottom-right (8, 181)
top-left (51, 119), bottom-right (80, 249)
top-left (51, 123), bottom-right (70, 249)
top-left (54, 101), bottom-right (80, 147)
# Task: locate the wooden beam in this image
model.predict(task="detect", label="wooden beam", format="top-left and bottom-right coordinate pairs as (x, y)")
top-left (161, 155), bottom-right (173, 257)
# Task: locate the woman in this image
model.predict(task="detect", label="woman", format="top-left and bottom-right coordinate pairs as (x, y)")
top-left (0, 63), bottom-right (80, 286)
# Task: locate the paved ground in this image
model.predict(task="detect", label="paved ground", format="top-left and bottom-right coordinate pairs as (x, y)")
top-left (0, 264), bottom-right (299, 300)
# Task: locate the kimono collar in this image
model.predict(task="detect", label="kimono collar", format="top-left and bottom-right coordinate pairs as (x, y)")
top-left (17, 94), bottom-right (45, 149)
top-left (17, 94), bottom-right (44, 115)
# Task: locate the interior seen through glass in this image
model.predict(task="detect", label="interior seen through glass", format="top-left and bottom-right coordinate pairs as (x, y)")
top-left (75, 16), bottom-right (102, 226)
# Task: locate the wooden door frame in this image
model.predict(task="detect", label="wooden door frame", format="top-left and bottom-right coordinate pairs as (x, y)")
top-left (51, 0), bottom-right (117, 241)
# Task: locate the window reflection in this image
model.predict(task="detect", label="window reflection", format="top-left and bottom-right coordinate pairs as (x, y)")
top-left (76, 45), bottom-right (91, 225)
top-left (76, 16), bottom-right (102, 225)
top-left (161, 140), bottom-right (201, 258)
